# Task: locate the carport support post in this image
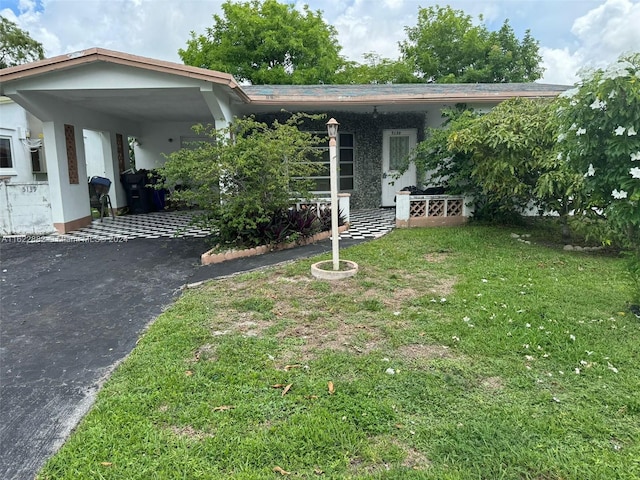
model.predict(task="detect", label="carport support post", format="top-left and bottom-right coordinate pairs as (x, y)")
top-left (327, 118), bottom-right (340, 271)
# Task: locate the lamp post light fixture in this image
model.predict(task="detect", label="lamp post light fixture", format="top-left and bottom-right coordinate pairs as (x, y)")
top-left (326, 118), bottom-right (340, 271)
top-left (310, 118), bottom-right (358, 280)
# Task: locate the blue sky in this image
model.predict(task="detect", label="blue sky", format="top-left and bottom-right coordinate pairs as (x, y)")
top-left (2, 0), bottom-right (639, 84)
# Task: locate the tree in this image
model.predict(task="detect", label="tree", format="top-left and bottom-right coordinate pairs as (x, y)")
top-left (412, 106), bottom-right (479, 194)
top-left (158, 113), bottom-right (324, 247)
top-left (336, 53), bottom-right (419, 84)
top-left (179, 0), bottom-right (344, 85)
top-left (449, 98), bottom-right (580, 218)
top-left (0, 17), bottom-right (44, 69)
top-left (556, 53), bottom-right (640, 292)
top-left (400, 5), bottom-right (543, 83)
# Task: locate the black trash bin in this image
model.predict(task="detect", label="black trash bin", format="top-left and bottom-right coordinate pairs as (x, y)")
top-left (121, 172), bottom-right (156, 214)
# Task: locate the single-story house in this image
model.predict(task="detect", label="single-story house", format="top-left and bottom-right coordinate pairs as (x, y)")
top-left (0, 48), bottom-right (568, 235)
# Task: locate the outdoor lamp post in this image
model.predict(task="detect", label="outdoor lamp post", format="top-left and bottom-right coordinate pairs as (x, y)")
top-left (310, 118), bottom-right (357, 280)
top-left (326, 118), bottom-right (340, 270)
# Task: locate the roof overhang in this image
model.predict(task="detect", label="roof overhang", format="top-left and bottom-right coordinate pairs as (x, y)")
top-left (0, 48), bottom-right (250, 123)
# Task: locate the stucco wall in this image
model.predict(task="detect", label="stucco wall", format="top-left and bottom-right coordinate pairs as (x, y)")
top-left (133, 122), bottom-right (203, 170)
top-left (0, 181), bottom-right (52, 235)
top-left (0, 98), bottom-right (46, 182)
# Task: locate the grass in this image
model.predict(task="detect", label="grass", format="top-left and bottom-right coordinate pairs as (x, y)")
top-left (38, 225), bottom-right (640, 479)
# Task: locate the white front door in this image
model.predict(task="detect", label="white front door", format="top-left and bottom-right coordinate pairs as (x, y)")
top-left (381, 129), bottom-right (417, 207)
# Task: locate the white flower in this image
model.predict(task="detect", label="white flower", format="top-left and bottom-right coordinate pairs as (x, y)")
top-left (481, 278), bottom-right (488, 283)
top-left (603, 61), bottom-right (633, 80)
top-left (614, 126), bottom-right (626, 136)
top-left (628, 126), bottom-right (637, 136)
top-left (569, 334), bottom-right (576, 341)
top-left (569, 123), bottom-right (577, 131)
top-left (586, 164), bottom-right (595, 177)
top-left (607, 362), bottom-right (619, 374)
top-left (526, 323), bottom-right (531, 328)
top-left (576, 127), bottom-right (587, 136)
top-left (612, 189), bottom-right (628, 199)
top-left (589, 99), bottom-right (606, 110)
top-left (630, 167), bottom-right (640, 179)
top-left (608, 90), bottom-right (617, 99)
top-left (557, 133), bottom-right (567, 142)
top-left (574, 368), bottom-right (581, 374)
top-left (631, 151), bottom-right (640, 161)
top-left (463, 316), bottom-right (471, 322)
top-left (557, 152), bottom-right (563, 161)
top-left (385, 368), bottom-right (395, 375)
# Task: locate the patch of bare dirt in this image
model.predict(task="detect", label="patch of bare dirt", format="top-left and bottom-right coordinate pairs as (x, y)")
top-left (276, 321), bottom-right (383, 362)
top-left (424, 252), bottom-right (450, 263)
top-left (397, 344), bottom-right (457, 361)
top-left (480, 376), bottom-right (504, 391)
top-left (402, 446), bottom-right (432, 470)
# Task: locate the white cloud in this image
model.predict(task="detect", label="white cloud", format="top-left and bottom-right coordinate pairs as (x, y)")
top-left (541, 0), bottom-right (640, 84)
top-left (2, 0), bottom-right (639, 85)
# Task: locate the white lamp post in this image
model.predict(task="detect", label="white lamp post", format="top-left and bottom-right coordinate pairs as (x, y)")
top-left (326, 118), bottom-right (340, 270)
top-left (311, 117), bottom-right (357, 280)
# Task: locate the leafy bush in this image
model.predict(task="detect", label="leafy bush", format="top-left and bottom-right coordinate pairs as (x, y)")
top-left (556, 53), bottom-right (640, 300)
top-left (158, 113), bottom-right (326, 247)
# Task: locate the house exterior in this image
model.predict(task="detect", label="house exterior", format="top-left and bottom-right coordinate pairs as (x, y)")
top-left (0, 48), bottom-right (568, 235)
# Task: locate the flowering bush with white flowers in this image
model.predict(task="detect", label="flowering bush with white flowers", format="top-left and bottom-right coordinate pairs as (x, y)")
top-left (557, 53), bottom-right (640, 255)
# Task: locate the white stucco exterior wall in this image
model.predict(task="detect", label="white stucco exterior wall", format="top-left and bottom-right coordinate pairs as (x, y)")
top-left (133, 122), bottom-right (205, 170)
top-left (0, 97), bottom-right (53, 234)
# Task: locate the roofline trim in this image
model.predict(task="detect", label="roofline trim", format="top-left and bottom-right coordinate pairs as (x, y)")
top-left (0, 47), bottom-right (252, 103)
top-left (247, 91), bottom-right (563, 105)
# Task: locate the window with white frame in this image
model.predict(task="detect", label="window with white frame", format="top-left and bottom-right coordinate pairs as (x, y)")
top-left (0, 136), bottom-right (14, 169)
top-left (304, 132), bottom-right (354, 192)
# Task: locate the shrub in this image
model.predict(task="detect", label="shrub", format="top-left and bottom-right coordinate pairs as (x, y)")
top-left (159, 113), bottom-right (326, 247)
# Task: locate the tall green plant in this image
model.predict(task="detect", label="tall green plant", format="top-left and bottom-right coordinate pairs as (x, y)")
top-left (556, 53), bottom-right (640, 298)
top-left (158, 113), bottom-right (324, 247)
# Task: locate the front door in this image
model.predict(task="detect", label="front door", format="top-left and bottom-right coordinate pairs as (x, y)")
top-left (381, 129), bottom-right (417, 207)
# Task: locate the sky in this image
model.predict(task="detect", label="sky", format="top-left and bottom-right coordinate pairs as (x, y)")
top-left (1, 0), bottom-right (639, 85)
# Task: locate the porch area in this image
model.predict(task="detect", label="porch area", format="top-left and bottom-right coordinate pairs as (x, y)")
top-left (13, 208), bottom-right (396, 243)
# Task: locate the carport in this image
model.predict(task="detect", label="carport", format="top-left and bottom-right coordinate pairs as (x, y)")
top-left (0, 48), bottom-right (249, 233)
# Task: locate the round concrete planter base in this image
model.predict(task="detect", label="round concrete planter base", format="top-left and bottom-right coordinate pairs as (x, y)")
top-left (310, 260), bottom-right (358, 280)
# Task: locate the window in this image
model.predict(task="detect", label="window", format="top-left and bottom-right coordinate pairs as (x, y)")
top-left (304, 132), bottom-right (355, 192)
top-left (389, 135), bottom-right (410, 171)
top-left (0, 137), bottom-right (13, 169)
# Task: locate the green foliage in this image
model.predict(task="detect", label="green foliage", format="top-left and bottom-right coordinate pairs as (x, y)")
top-left (413, 106), bottom-right (479, 195)
top-left (179, 0), bottom-right (344, 85)
top-left (400, 5), bottom-right (543, 83)
top-left (0, 17), bottom-right (44, 69)
top-left (449, 98), bottom-right (578, 215)
top-left (557, 53), bottom-right (640, 297)
top-left (158, 113), bottom-right (324, 247)
top-left (419, 98), bottom-right (581, 222)
top-left (336, 53), bottom-right (420, 84)
top-left (556, 53), bottom-right (640, 247)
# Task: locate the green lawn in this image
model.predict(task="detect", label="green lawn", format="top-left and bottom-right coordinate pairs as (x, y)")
top-left (38, 226), bottom-right (640, 479)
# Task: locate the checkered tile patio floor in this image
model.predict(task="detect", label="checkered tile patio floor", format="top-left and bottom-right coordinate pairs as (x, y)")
top-left (9, 209), bottom-right (396, 243)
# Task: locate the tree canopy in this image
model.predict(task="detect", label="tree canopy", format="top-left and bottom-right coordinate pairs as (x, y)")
top-left (179, 0), bottom-right (344, 85)
top-left (400, 5), bottom-right (543, 83)
top-left (0, 17), bottom-right (44, 69)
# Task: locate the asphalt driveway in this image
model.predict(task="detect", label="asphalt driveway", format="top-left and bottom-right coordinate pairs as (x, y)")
top-left (0, 235), bottom-right (359, 479)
